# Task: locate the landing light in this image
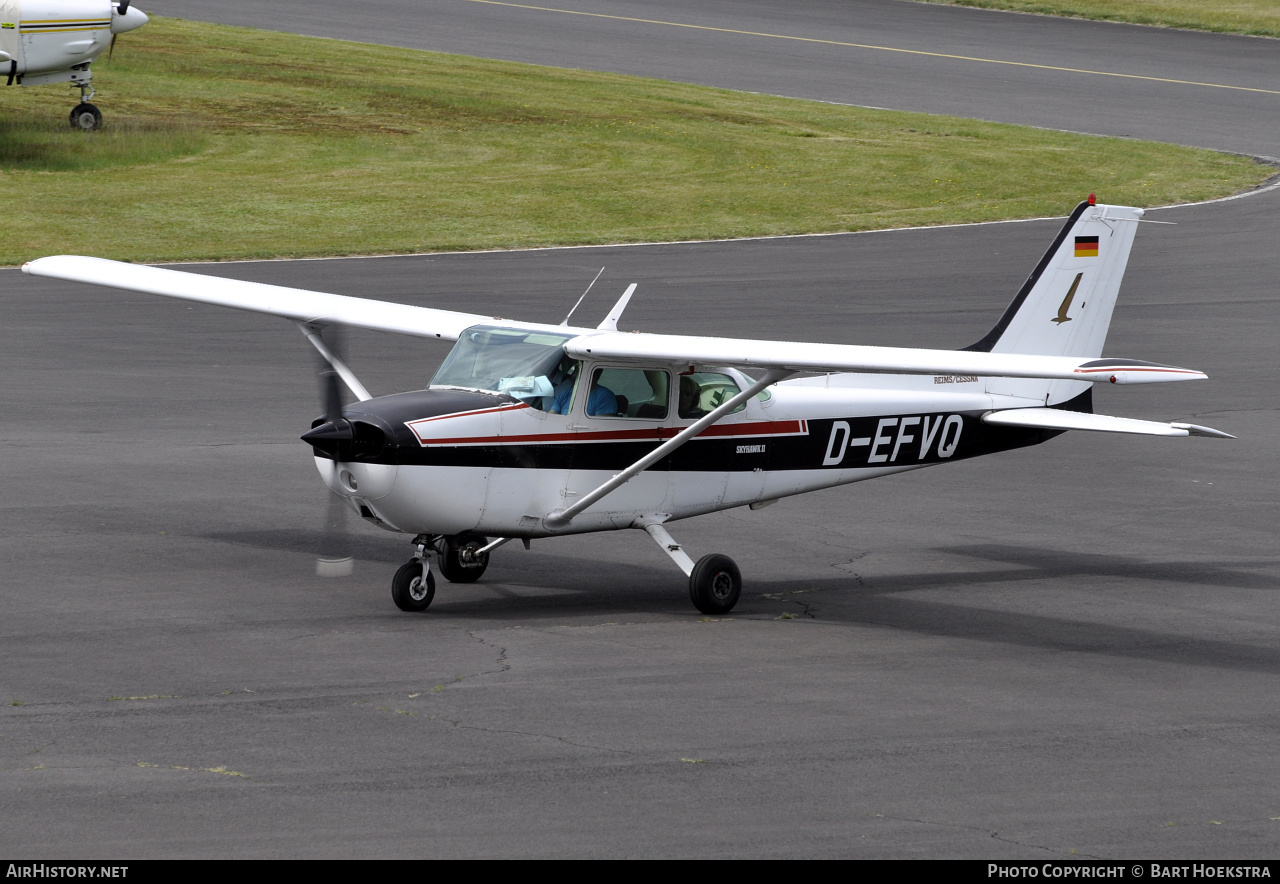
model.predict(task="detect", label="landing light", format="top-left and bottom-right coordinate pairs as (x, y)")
top-left (340, 470), bottom-right (358, 492)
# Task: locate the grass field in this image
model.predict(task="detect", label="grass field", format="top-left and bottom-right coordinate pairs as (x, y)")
top-left (917, 0), bottom-right (1280, 37)
top-left (0, 16), bottom-right (1271, 265)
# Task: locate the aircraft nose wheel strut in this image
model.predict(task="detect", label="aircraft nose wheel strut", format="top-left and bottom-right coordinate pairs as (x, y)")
top-left (391, 534), bottom-right (511, 612)
top-left (391, 539), bottom-right (436, 611)
top-left (69, 71), bottom-right (102, 131)
top-left (639, 519), bottom-right (743, 615)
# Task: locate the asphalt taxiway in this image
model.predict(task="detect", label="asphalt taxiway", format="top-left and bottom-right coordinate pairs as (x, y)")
top-left (2, 0), bottom-right (1277, 859)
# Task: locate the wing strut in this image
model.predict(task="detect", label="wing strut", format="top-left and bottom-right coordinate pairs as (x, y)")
top-left (543, 369), bottom-right (792, 530)
top-left (297, 322), bottom-right (372, 402)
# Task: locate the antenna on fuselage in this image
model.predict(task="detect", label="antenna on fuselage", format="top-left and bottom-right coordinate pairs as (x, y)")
top-left (561, 266), bottom-right (605, 326)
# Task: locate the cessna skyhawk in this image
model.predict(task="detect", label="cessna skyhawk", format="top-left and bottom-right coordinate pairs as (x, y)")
top-left (1, 0), bottom-right (148, 129)
top-left (23, 199), bottom-right (1232, 615)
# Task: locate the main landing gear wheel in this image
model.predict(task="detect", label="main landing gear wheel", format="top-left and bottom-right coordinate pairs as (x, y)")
top-left (70, 103), bottom-right (102, 131)
top-left (391, 559), bottom-right (435, 612)
top-left (438, 534), bottom-right (489, 583)
top-left (689, 554), bottom-right (742, 616)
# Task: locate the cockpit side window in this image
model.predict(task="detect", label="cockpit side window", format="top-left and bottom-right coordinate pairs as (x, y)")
top-left (588, 368), bottom-right (669, 419)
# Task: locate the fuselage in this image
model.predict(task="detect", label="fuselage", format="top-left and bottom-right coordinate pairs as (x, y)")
top-left (310, 369), bottom-right (1069, 539)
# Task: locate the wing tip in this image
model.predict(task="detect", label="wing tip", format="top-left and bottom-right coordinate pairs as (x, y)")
top-left (1073, 359), bottom-right (1208, 384)
top-left (1172, 423), bottom-right (1236, 439)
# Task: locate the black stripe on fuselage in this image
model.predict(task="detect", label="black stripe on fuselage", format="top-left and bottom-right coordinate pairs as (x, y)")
top-left (20, 22), bottom-right (110, 30)
top-left (311, 388), bottom-right (1090, 472)
top-left (319, 411), bottom-right (1059, 472)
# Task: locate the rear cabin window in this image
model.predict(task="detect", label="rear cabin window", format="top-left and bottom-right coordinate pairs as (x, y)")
top-left (678, 371), bottom-right (745, 419)
top-left (589, 368), bottom-right (669, 419)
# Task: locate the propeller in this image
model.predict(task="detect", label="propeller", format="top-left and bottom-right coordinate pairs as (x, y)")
top-left (310, 327), bottom-right (355, 578)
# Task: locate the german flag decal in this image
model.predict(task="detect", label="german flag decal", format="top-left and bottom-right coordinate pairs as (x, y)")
top-left (1074, 235), bottom-right (1100, 258)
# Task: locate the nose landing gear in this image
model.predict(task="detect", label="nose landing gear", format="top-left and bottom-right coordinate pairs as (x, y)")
top-left (391, 536), bottom-right (435, 611)
top-left (69, 69), bottom-right (102, 131)
top-left (391, 534), bottom-right (502, 612)
top-left (70, 102), bottom-right (102, 130)
top-left (391, 557), bottom-right (435, 612)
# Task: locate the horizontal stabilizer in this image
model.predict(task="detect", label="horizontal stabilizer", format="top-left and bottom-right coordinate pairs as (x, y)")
top-left (983, 408), bottom-right (1234, 438)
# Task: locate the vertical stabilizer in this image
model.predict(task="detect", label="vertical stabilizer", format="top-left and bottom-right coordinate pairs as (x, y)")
top-left (967, 200), bottom-right (1143, 405)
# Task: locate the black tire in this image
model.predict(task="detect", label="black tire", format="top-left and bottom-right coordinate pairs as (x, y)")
top-left (438, 534), bottom-right (489, 583)
top-left (70, 103), bottom-right (103, 131)
top-left (391, 559), bottom-right (435, 611)
top-left (688, 554), bottom-right (742, 615)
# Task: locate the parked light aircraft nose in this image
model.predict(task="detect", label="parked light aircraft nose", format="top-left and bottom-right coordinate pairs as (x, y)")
top-left (111, 2), bottom-right (147, 34)
top-left (1, 0), bottom-right (148, 129)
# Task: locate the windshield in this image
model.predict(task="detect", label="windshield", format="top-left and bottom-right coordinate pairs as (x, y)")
top-left (431, 325), bottom-right (575, 409)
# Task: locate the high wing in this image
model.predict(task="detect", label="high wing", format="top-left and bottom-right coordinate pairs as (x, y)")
top-left (25, 254), bottom-right (1207, 385)
top-left (562, 331), bottom-right (1206, 386)
top-left (21, 255), bottom-right (563, 341)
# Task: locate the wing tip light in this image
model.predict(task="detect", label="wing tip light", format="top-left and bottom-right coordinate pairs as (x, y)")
top-left (1074, 358), bottom-right (1207, 384)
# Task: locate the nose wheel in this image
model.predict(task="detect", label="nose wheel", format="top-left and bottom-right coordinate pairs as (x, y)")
top-left (70, 102), bottom-right (102, 131)
top-left (391, 558), bottom-right (435, 611)
top-left (69, 73), bottom-right (102, 130)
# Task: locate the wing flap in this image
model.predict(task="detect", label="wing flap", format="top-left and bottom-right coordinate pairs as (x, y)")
top-left (983, 408), bottom-right (1233, 438)
top-left (22, 255), bottom-right (540, 342)
top-left (564, 331), bottom-right (1207, 385)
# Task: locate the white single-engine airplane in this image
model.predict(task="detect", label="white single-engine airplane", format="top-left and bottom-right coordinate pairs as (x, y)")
top-left (1, 0), bottom-right (148, 129)
top-left (23, 198), bottom-right (1232, 615)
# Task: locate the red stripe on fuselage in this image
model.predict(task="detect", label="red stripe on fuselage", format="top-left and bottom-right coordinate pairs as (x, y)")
top-left (406, 402), bottom-right (528, 427)
top-left (412, 419), bottom-right (808, 447)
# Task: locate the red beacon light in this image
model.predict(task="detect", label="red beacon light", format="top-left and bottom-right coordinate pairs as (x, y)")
top-left (1088, 193), bottom-right (1097, 205)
